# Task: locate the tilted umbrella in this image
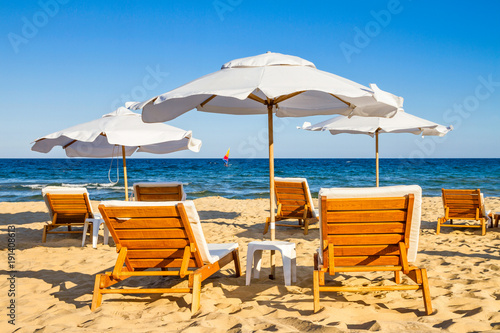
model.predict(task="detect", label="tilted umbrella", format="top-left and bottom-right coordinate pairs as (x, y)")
top-left (299, 111), bottom-right (452, 186)
top-left (31, 107), bottom-right (202, 200)
top-left (128, 52), bottom-right (405, 243)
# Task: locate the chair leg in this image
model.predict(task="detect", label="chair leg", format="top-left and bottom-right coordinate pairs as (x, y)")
top-left (263, 217), bottom-right (270, 235)
top-left (420, 268), bottom-right (433, 315)
top-left (303, 219), bottom-right (310, 235)
top-left (42, 225), bottom-right (48, 243)
top-left (90, 274), bottom-right (103, 311)
top-left (436, 218), bottom-right (442, 235)
top-left (481, 219), bottom-right (486, 236)
top-left (191, 273), bottom-right (202, 314)
top-left (394, 270), bottom-right (401, 284)
top-left (313, 270), bottom-right (321, 313)
top-left (232, 249), bottom-right (242, 277)
top-left (319, 271), bottom-right (325, 286)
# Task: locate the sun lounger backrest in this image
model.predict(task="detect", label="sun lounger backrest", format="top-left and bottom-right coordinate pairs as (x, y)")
top-left (274, 177), bottom-right (317, 218)
top-left (42, 186), bottom-right (94, 221)
top-left (133, 182), bottom-right (186, 201)
top-left (442, 189), bottom-right (483, 219)
top-left (318, 185), bottom-right (422, 263)
top-left (99, 200), bottom-right (214, 264)
top-left (320, 193), bottom-right (414, 269)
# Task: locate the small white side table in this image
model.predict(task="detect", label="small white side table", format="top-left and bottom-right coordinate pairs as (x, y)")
top-left (82, 218), bottom-right (109, 248)
top-left (246, 241), bottom-right (297, 286)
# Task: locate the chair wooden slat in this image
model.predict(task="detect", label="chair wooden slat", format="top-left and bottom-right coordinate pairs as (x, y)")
top-left (328, 222), bottom-right (406, 234)
top-left (138, 187), bottom-right (182, 194)
top-left (327, 234), bottom-right (404, 245)
top-left (128, 258), bottom-right (197, 268)
top-left (326, 210), bottom-right (407, 223)
top-left (333, 245), bottom-right (400, 256)
top-left (120, 239), bottom-right (190, 249)
top-left (334, 255), bottom-right (401, 266)
top-left (127, 249), bottom-right (185, 259)
top-left (280, 199), bottom-right (308, 206)
top-left (114, 228), bottom-right (188, 239)
top-left (326, 197), bottom-right (408, 211)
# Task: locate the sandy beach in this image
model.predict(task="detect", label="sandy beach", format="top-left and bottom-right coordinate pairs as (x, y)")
top-left (1, 196), bottom-right (500, 333)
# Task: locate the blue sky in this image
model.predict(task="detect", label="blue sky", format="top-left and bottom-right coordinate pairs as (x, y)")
top-left (1, 0), bottom-right (499, 158)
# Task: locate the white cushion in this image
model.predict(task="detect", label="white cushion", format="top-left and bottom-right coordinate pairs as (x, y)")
top-left (41, 186), bottom-right (96, 219)
top-left (132, 182), bottom-right (186, 201)
top-left (318, 185), bottom-right (422, 263)
top-left (100, 200), bottom-right (235, 264)
top-left (274, 177), bottom-right (317, 218)
top-left (207, 243), bottom-right (239, 262)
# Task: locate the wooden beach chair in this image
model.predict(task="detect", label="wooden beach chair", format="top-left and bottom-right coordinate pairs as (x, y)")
top-left (437, 189), bottom-right (491, 236)
top-left (313, 185), bottom-right (432, 315)
top-left (263, 177), bottom-right (318, 235)
top-left (133, 182), bottom-right (186, 201)
top-left (91, 200), bottom-right (241, 313)
top-left (42, 186), bottom-right (97, 242)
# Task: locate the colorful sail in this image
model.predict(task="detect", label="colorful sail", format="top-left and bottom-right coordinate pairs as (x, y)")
top-left (223, 148), bottom-right (230, 166)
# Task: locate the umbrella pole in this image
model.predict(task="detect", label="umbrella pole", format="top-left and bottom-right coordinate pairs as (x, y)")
top-left (122, 146), bottom-right (129, 201)
top-left (268, 103), bottom-right (276, 279)
top-left (375, 131), bottom-right (379, 187)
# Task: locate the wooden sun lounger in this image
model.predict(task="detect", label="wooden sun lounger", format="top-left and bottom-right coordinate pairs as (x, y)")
top-left (263, 178), bottom-right (317, 235)
top-left (437, 189), bottom-right (490, 236)
top-left (313, 190), bottom-right (432, 315)
top-left (42, 191), bottom-right (94, 242)
top-left (91, 201), bottom-right (241, 313)
top-left (133, 182), bottom-right (185, 201)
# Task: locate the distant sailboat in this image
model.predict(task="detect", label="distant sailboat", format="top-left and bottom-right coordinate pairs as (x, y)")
top-left (223, 148), bottom-right (230, 167)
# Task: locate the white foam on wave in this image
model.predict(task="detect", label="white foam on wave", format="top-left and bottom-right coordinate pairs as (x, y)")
top-left (21, 184), bottom-right (45, 189)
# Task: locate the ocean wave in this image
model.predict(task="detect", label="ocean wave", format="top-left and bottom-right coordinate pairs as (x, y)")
top-left (20, 184), bottom-right (45, 190)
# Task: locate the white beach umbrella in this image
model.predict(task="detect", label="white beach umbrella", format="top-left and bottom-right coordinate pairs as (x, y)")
top-left (299, 111), bottom-right (452, 186)
top-left (128, 52), bottom-right (405, 242)
top-left (31, 107), bottom-right (202, 200)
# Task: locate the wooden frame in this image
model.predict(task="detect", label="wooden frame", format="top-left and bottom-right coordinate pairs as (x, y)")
top-left (313, 194), bottom-right (432, 315)
top-left (437, 189), bottom-right (489, 236)
top-left (42, 193), bottom-right (94, 242)
top-left (91, 202), bottom-right (241, 314)
top-left (263, 179), bottom-right (316, 235)
top-left (133, 184), bottom-right (184, 202)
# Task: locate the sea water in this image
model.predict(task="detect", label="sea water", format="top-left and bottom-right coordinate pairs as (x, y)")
top-left (0, 158), bottom-right (499, 202)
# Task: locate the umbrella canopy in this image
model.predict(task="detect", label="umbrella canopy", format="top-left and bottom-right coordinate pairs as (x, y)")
top-left (32, 107), bottom-right (202, 199)
top-left (128, 52), bottom-right (403, 121)
top-left (299, 111), bottom-right (452, 186)
top-left (127, 52), bottom-right (406, 244)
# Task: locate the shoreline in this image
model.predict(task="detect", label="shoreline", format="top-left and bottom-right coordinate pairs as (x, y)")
top-left (1, 196), bottom-right (500, 332)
